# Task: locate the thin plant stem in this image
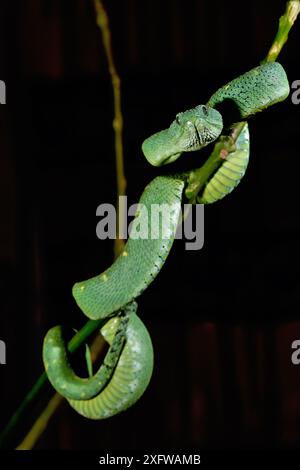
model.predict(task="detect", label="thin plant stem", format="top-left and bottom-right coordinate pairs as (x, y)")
top-left (15, 335), bottom-right (105, 450)
top-left (16, 394), bottom-right (64, 451)
top-left (94, 0), bottom-right (126, 258)
top-left (0, 319), bottom-right (102, 449)
top-left (0, 0), bottom-right (128, 451)
top-left (262, 0), bottom-right (300, 63)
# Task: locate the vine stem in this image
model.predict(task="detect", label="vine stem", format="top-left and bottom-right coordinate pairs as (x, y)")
top-left (15, 335), bottom-right (105, 450)
top-left (94, 0), bottom-right (126, 258)
top-left (0, 0), bottom-right (299, 451)
top-left (262, 0), bottom-right (300, 63)
top-left (10, 0), bottom-right (128, 450)
top-left (16, 394), bottom-right (64, 451)
top-left (185, 123), bottom-right (246, 203)
top-left (0, 319), bottom-right (102, 449)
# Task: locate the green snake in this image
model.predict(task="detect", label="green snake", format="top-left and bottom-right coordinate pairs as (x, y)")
top-left (43, 62), bottom-right (289, 419)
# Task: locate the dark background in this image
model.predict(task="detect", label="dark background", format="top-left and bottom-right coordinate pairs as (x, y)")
top-left (0, 0), bottom-right (300, 450)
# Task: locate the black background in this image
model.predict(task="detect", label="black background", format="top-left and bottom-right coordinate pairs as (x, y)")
top-left (0, 0), bottom-right (300, 450)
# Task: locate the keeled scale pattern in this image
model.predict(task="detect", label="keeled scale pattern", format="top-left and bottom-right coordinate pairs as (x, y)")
top-left (207, 62), bottom-right (290, 118)
top-left (72, 175), bottom-right (185, 320)
top-left (68, 312), bottom-right (154, 419)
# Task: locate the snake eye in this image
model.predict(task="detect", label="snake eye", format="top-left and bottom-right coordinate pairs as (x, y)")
top-left (202, 105), bottom-right (208, 117)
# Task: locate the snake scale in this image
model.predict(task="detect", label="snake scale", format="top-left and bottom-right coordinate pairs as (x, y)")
top-left (43, 62), bottom-right (289, 419)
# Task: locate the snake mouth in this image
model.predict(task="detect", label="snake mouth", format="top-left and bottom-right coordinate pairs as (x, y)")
top-left (162, 151), bottom-right (182, 165)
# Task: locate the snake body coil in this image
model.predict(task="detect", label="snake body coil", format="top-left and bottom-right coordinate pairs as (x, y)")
top-left (207, 62), bottom-right (289, 117)
top-left (72, 175), bottom-right (186, 321)
top-left (68, 306), bottom-right (154, 420)
top-left (43, 61), bottom-right (290, 419)
top-left (43, 312), bottom-right (129, 400)
top-left (198, 123), bottom-right (250, 204)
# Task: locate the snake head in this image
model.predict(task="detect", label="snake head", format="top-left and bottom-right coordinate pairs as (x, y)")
top-left (142, 104), bottom-right (223, 166)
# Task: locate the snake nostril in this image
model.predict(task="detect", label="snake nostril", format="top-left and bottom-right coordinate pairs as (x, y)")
top-left (175, 114), bottom-right (181, 124)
